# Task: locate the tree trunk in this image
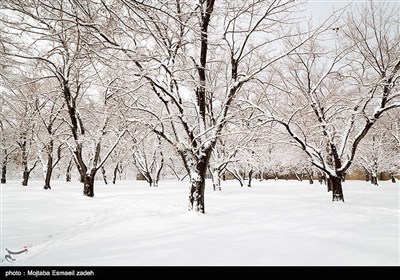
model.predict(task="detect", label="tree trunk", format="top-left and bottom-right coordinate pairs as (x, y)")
top-left (371, 175), bottom-right (378, 186)
top-left (77, 163), bottom-right (85, 183)
top-left (327, 176), bottom-right (333, 192)
top-left (83, 173), bottom-right (95, 197)
top-left (66, 159), bottom-right (72, 182)
top-left (189, 174), bottom-right (205, 213)
top-left (212, 169), bottom-right (221, 191)
top-left (247, 169), bottom-right (253, 187)
top-left (329, 176), bottom-right (344, 202)
top-left (22, 170), bottom-right (29, 186)
top-left (154, 156), bottom-right (163, 188)
top-left (1, 163), bottom-right (6, 184)
top-left (21, 145), bottom-right (29, 186)
top-left (112, 163), bottom-right (119, 184)
top-left (44, 145), bottom-right (54, 190)
top-left (147, 173), bottom-right (153, 187)
top-left (391, 174), bottom-right (396, 183)
top-left (101, 166), bottom-right (108, 185)
top-left (307, 170), bottom-right (314, 184)
top-left (365, 173), bottom-right (370, 182)
top-left (44, 157), bottom-right (53, 190)
top-left (188, 158), bottom-right (208, 213)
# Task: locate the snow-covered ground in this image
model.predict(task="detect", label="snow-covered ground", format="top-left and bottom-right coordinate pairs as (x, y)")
top-left (1, 179), bottom-right (399, 266)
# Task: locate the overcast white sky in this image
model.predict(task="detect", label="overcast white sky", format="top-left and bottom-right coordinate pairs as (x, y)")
top-left (306, 0), bottom-right (399, 22)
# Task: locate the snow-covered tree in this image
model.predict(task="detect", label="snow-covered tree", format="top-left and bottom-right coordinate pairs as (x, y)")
top-left (0, 1), bottom-right (127, 196)
top-left (129, 130), bottom-right (165, 188)
top-left (252, 2), bottom-right (400, 201)
top-left (78, 0), bottom-right (322, 213)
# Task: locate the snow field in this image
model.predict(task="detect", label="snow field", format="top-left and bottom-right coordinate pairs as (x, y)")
top-left (1, 180), bottom-right (399, 266)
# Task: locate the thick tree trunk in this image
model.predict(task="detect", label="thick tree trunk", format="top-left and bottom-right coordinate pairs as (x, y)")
top-left (83, 172), bottom-right (95, 197)
top-left (391, 174), bottom-right (396, 183)
top-left (189, 175), bottom-right (206, 213)
top-left (44, 158), bottom-right (53, 190)
top-left (371, 175), bottom-right (378, 186)
top-left (1, 163), bottom-right (6, 184)
top-left (189, 159), bottom-right (208, 213)
top-left (329, 176), bottom-right (345, 202)
top-left (22, 170), bottom-right (29, 186)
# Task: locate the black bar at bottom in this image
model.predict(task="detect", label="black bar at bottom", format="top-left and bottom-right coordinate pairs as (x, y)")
top-left (0, 266), bottom-right (398, 279)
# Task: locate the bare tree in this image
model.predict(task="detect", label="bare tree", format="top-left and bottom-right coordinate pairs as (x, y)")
top-left (0, 0), bottom-right (127, 196)
top-left (70, 0), bottom-right (323, 213)
top-left (252, 2), bottom-right (399, 201)
top-left (130, 131), bottom-right (165, 188)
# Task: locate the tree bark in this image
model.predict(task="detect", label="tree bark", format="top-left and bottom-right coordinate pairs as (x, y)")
top-left (83, 173), bottom-right (95, 197)
top-left (44, 142), bottom-right (54, 190)
top-left (44, 155), bottom-right (53, 190)
top-left (329, 176), bottom-right (345, 202)
top-left (112, 163), bottom-right (119, 184)
top-left (101, 166), bottom-right (108, 185)
top-left (247, 169), bottom-right (253, 187)
top-left (212, 169), bottom-right (221, 191)
top-left (371, 175), bottom-right (378, 186)
top-left (66, 159), bottom-right (72, 182)
top-left (306, 170), bottom-right (314, 184)
top-left (147, 173), bottom-right (153, 187)
top-left (153, 154), bottom-right (163, 188)
top-left (327, 176), bottom-right (333, 192)
top-left (391, 174), bottom-right (396, 183)
top-left (1, 162), bottom-right (6, 184)
top-left (22, 170), bottom-right (29, 186)
top-left (188, 156), bottom-right (209, 213)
